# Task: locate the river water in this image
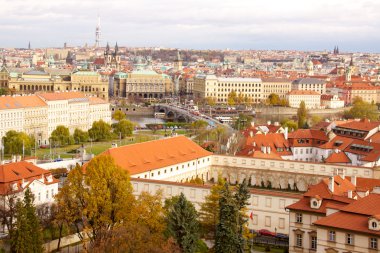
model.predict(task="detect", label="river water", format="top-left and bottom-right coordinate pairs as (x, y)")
top-left (127, 115), bottom-right (166, 128)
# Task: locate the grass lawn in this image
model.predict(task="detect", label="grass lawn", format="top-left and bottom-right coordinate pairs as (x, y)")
top-left (252, 245), bottom-right (287, 253)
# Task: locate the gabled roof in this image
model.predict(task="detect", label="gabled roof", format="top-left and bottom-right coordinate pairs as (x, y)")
top-left (89, 136), bottom-right (212, 175)
top-left (325, 151), bottom-right (351, 164)
top-left (337, 119), bottom-right (380, 132)
top-left (37, 91), bottom-right (86, 101)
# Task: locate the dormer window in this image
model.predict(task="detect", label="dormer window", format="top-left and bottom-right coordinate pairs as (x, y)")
top-left (310, 197), bottom-right (322, 209)
top-left (369, 217), bottom-right (380, 231)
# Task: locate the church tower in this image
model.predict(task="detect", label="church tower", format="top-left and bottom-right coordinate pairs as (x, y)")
top-left (306, 58), bottom-right (314, 76)
top-left (173, 50), bottom-right (182, 71)
top-left (345, 57), bottom-right (354, 82)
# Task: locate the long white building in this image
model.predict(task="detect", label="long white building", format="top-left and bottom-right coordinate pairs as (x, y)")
top-left (0, 92), bottom-right (111, 146)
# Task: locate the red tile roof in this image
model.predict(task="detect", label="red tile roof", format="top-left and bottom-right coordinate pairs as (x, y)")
top-left (337, 119), bottom-right (380, 132)
top-left (37, 91), bottom-right (85, 101)
top-left (0, 161), bottom-right (58, 195)
top-left (325, 151), bottom-right (351, 164)
top-left (88, 136), bottom-right (212, 175)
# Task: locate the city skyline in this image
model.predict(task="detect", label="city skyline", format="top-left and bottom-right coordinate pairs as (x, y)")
top-left (1, 0), bottom-right (380, 52)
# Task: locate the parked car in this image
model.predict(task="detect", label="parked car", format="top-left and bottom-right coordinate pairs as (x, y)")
top-left (275, 233), bottom-right (289, 240)
top-left (258, 229), bottom-right (276, 237)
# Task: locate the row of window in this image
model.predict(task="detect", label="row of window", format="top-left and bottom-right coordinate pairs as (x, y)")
top-left (295, 232), bottom-right (378, 250)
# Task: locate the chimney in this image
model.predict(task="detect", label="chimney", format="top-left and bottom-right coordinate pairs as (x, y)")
top-left (253, 141), bottom-right (256, 147)
top-left (249, 131), bottom-right (253, 138)
top-left (284, 127), bottom-right (288, 140)
top-left (274, 121), bottom-right (279, 126)
top-left (251, 122), bottom-right (255, 127)
top-left (11, 155), bottom-right (16, 163)
top-left (267, 120), bottom-right (271, 125)
top-left (348, 190), bottom-right (353, 198)
top-left (351, 175), bottom-right (357, 186)
top-left (267, 146), bottom-right (271, 154)
top-left (329, 176), bottom-right (335, 193)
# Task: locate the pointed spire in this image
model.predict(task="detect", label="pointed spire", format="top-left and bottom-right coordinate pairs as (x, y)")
top-left (2, 57), bottom-right (6, 67)
top-left (349, 56), bottom-right (354, 67)
top-left (115, 42), bottom-right (119, 54)
top-left (28, 41), bottom-right (31, 50)
top-left (106, 42), bottom-right (110, 53)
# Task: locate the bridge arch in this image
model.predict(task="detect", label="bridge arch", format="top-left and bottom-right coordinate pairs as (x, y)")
top-left (167, 111), bottom-right (175, 119)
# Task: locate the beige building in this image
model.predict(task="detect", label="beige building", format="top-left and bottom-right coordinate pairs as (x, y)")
top-left (0, 68), bottom-right (109, 101)
top-left (0, 92), bottom-right (111, 145)
top-left (292, 78), bottom-right (326, 94)
top-left (113, 69), bottom-right (173, 99)
top-left (193, 75), bottom-right (263, 104)
top-left (287, 90), bottom-right (321, 109)
top-left (262, 78), bottom-right (292, 100)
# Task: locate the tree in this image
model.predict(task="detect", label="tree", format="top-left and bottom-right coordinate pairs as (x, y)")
top-left (112, 110), bottom-right (126, 121)
top-left (165, 193), bottom-right (200, 253)
top-left (0, 88), bottom-right (9, 96)
top-left (88, 120), bottom-right (113, 141)
top-left (234, 114), bottom-right (252, 130)
top-left (297, 101), bottom-right (308, 129)
top-left (215, 183), bottom-right (239, 253)
top-left (11, 189), bottom-right (44, 253)
top-left (73, 128), bottom-right (89, 144)
top-left (344, 97), bottom-right (379, 121)
top-left (227, 90), bottom-right (237, 106)
top-left (191, 120), bottom-right (208, 130)
top-left (55, 156), bottom-right (134, 246)
top-left (267, 93), bottom-right (280, 106)
top-left (281, 118), bottom-right (298, 131)
top-left (234, 179), bottom-right (250, 252)
top-left (199, 177), bottom-right (225, 241)
top-left (112, 119), bottom-right (134, 139)
top-left (205, 97), bottom-right (216, 106)
top-left (3, 130), bottom-right (34, 155)
top-left (310, 115), bottom-right (322, 127)
top-left (51, 125), bottom-right (72, 146)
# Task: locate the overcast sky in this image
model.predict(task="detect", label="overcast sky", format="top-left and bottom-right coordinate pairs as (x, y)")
top-left (1, 0), bottom-right (380, 52)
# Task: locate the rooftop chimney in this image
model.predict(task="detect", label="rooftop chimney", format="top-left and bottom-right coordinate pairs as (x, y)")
top-left (351, 175), bottom-right (357, 186)
top-left (267, 120), bottom-right (271, 125)
top-left (328, 176), bottom-right (335, 193)
top-left (249, 131), bottom-right (253, 138)
top-left (284, 127), bottom-right (288, 140)
top-left (348, 190), bottom-right (353, 198)
top-left (267, 146), bottom-right (271, 154)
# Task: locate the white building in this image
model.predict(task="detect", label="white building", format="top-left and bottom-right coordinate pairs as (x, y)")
top-left (193, 75), bottom-right (263, 104)
top-left (287, 90), bottom-right (321, 109)
top-left (321, 94), bottom-right (344, 109)
top-left (0, 92), bottom-right (111, 145)
top-left (0, 161), bottom-right (59, 232)
top-left (291, 78), bottom-right (326, 94)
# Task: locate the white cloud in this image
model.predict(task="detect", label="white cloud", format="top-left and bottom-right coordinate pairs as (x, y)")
top-left (0, 0), bottom-right (379, 51)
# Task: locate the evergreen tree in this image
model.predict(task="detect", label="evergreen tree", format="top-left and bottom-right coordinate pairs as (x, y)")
top-left (11, 189), bottom-right (44, 253)
top-left (234, 179), bottom-right (250, 253)
top-left (165, 193), bottom-right (200, 253)
top-left (215, 183), bottom-right (239, 253)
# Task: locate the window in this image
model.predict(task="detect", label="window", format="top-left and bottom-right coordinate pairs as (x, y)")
top-left (310, 236), bottom-right (317, 250)
top-left (46, 190), bottom-right (49, 199)
top-left (372, 221), bottom-right (378, 229)
top-left (265, 197), bottom-right (272, 207)
top-left (265, 216), bottom-right (271, 227)
top-left (279, 218), bottom-right (285, 229)
top-left (370, 238), bottom-right (378, 249)
top-left (296, 234), bottom-right (303, 247)
top-left (328, 231), bottom-right (336, 242)
top-left (346, 233), bottom-right (353, 245)
top-left (296, 213), bottom-right (303, 223)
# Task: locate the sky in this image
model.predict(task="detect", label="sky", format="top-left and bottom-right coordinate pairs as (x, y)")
top-left (1, 0), bottom-right (380, 52)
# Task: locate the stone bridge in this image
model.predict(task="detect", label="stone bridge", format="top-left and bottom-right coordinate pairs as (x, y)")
top-left (154, 104), bottom-right (200, 122)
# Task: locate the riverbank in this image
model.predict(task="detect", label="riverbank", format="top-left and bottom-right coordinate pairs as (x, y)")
top-left (255, 106), bottom-right (349, 115)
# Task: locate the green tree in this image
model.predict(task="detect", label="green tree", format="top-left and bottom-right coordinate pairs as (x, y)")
top-left (112, 119), bottom-right (134, 139)
top-left (234, 114), bottom-right (252, 130)
top-left (267, 93), bottom-right (280, 105)
top-left (310, 115), bottom-right (322, 127)
top-left (281, 118), bottom-right (298, 131)
top-left (11, 189), bottom-right (44, 253)
top-left (205, 97), bottom-right (216, 106)
top-left (112, 110), bottom-right (126, 121)
top-left (191, 120), bottom-right (208, 130)
top-left (297, 101), bottom-right (308, 129)
top-left (0, 88), bottom-right (9, 96)
top-left (88, 120), bottom-right (113, 141)
top-left (165, 193), bottom-right (200, 253)
top-left (234, 179), bottom-right (250, 252)
top-left (344, 97), bottom-right (379, 121)
top-left (51, 125), bottom-right (72, 146)
top-left (73, 128), bottom-right (89, 144)
top-left (199, 177), bottom-right (225, 241)
top-left (215, 183), bottom-right (239, 253)
top-left (55, 155), bottom-right (134, 246)
top-left (3, 130), bottom-right (34, 155)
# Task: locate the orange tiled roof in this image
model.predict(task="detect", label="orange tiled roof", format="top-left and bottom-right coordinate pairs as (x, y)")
top-left (325, 151), bottom-right (351, 164)
top-left (37, 91), bottom-right (85, 101)
top-left (89, 136), bottom-right (212, 175)
top-left (0, 161), bottom-right (58, 195)
top-left (88, 97), bottom-right (108, 105)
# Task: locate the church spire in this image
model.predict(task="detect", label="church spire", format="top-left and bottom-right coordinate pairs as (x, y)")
top-left (115, 42), bottom-right (119, 54)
